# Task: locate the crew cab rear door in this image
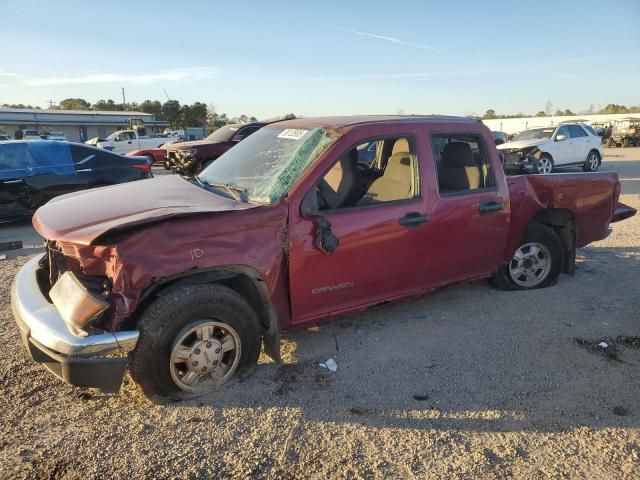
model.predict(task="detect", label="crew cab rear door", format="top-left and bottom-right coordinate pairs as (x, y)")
top-left (425, 128), bottom-right (510, 283)
top-left (287, 125), bottom-right (433, 326)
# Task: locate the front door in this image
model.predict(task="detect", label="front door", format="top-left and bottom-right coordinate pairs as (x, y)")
top-left (288, 133), bottom-right (430, 326)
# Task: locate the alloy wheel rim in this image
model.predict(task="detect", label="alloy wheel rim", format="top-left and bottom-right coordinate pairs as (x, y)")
top-left (169, 320), bottom-right (241, 393)
top-left (508, 242), bottom-right (552, 287)
top-left (538, 158), bottom-right (552, 174)
top-left (588, 153), bottom-right (599, 171)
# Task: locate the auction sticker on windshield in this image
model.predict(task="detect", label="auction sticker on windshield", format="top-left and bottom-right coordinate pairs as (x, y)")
top-left (277, 129), bottom-right (309, 140)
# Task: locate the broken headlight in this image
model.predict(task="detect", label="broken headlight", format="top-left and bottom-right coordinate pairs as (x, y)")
top-left (49, 271), bottom-right (110, 332)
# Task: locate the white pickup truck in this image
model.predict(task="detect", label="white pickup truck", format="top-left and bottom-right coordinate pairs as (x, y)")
top-left (86, 129), bottom-right (173, 154)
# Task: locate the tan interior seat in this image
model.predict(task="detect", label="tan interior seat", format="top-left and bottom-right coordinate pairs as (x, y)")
top-left (358, 138), bottom-right (416, 204)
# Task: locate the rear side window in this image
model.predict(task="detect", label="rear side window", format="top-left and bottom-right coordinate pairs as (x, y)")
top-left (431, 133), bottom-right (494, 195)
top-left (568, 125), bottom-right (587, 138)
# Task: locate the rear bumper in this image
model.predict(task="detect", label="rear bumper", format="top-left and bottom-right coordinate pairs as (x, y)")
top-left (11, 255), bottom-right (139, 392)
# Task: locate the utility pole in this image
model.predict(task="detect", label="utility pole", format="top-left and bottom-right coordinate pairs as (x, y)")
top-left (122, 87), bottom-right (126, 110)
top-left (47, 99), bottom-right (56, 109)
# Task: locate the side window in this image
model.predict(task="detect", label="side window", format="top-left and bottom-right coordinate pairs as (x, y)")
top-left (315, 136), bottom-right (419, 210)
top-left (568, 125), bottom-right (587, 138)
top-left (70, 145), bottom-right (98, 167)
top-left (556, 126), bottom-right (570, 139)
top-left (431, 133), bottom-right (494, 194)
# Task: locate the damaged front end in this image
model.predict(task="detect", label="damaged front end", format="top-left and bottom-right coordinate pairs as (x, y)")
top-left (501, 146), bottom-right (543, 175)
top-left (164, 149), bottom-right (203, 176)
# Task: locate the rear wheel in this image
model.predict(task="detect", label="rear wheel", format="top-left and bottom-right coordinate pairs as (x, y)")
top-left (130, 284), bottom-right (262, 398)
top-left (535, 154), bottom-right (554, 174)
top-left (490, 223), bottom-right (563, 290)
top-left (583, 150), bottom-right (600, 172)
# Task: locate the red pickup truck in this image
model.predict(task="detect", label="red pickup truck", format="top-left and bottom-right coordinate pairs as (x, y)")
top-left (12, 116), bottom-right (635, 398)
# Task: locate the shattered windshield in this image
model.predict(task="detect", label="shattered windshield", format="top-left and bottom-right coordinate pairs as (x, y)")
top-left (198, 126), bottom-right (338, 205)
top-left (512, 128), bottom-right (555, 141)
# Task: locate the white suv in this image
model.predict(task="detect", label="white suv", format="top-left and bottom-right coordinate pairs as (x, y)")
top-left (498, 123), bottom-right (603, 174)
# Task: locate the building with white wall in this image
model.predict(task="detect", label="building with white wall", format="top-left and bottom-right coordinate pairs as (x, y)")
top-left (0, 108), bottom-right (170, 142)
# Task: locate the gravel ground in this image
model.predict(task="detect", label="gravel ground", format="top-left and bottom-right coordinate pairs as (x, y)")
top-left (0, 150), bottom-right (639, 479)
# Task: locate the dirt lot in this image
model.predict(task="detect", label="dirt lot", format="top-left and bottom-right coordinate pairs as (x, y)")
top-left (1, 151), bottom-right (639, 479)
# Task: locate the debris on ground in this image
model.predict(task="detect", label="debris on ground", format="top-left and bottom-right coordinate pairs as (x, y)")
top-left (574, 336), bottom-right (640, 362)
top-left (0, 255), bottom-right (6, 261)
top-left (413, 394), bottom-right (429, 401)
top-left (319, 358), bottom-right (337, 372)
top-left (599, 341), bottom-right (609, 348)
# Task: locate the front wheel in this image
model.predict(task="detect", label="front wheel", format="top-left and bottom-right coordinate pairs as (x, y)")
top-left (535, 154), bottom-right (554, 174)
top-left (583, 150), bottom-right (600, 172)
top-left (130, 284), bottom-right (262, 398)
top-left (490, 223), bottom-right (564, 290)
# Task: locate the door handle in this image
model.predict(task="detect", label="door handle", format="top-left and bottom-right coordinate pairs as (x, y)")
top-left (479, 200), bottom-right (504, 214)
top-left (399, 211), bottom-right (429, 227)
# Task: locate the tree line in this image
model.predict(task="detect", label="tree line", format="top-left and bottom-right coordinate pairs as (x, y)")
top-left (481, 101), bottom-right (640, 120)
top-left (0, 99), bottom-right (285, 130)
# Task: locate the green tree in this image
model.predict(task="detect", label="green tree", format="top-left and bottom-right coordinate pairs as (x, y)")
top-left (59, 98), bottom-right (91, 110)
top-left (564, 109), bottom-right (575, 116)
top-left (238, 114), bottom-right (249, 124)
top-left (283, 113), bottom-right (297, 120)
top-left (535, 111), bottom-right (546, 117)
top-left (554, 109), bottom-right (564, 116)
top-left (138, 100), bottom-right (162, 118)
top-left (483, 109), bottom-right (497, 119)
top-left (92, 99), bottom-right (123, 111)
top-left (161, 100), bottom-right (182, 128)
top-left (249, 116), bottom-right (258, 122)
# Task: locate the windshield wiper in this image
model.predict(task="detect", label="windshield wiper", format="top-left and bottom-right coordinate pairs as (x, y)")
top-left (195, 176), bottom-right (247, 202)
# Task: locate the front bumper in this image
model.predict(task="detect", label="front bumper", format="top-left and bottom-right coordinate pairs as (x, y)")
top-left (11, 255), bottom-right (139, 392)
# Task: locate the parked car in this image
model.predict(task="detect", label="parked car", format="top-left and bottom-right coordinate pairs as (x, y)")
top-left (497, 123), bottom-right (604, 174)
top-left (21, 129), bottom-right (42, 141)
top-left (0, 134), bottom-right (11, 141)
top-left (607, 118), bottom-right (640, 148)
top-left (85, 126), bottom-right (172, 154)
top-left (164, 122), bottom-right (267, 175)
top-left (125, 139), bottom-right (183, 166)
top-left (46, 132), bottom-right (68, 141)
top-left (11, 115), bottom-right (635, 397)
top-left (0, 141), bottom-right (151, 222)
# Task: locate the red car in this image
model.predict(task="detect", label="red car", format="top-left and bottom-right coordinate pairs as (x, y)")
top-left (125, 139), bottom-right (183, 166)
top-left (12, 116), bottom-right (636, 397)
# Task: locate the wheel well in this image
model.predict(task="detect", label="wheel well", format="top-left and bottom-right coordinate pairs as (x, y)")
top-left (588, 148), bottom-right (602, 161)
top-left (531, 208), bottom-right (575, 274)
top-left (138, 269), bottom-right (282, 363)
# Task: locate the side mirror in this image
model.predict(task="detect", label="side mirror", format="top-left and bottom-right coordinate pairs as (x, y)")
top-left (300, 189), bottom-right (323, 217)
top-left (555, 134), bottom-right (567, 141)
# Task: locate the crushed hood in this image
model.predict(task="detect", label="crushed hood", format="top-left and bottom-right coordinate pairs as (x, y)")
top-left (497, 138), bottom-right (550, 151)
top-left (33, 175), bottom-right (257, 245)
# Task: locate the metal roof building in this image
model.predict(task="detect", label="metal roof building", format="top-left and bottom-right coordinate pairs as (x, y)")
top-left (0, 108), bottom-right (170, 142)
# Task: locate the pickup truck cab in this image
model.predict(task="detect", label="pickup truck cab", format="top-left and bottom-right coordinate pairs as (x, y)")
top-left (12, 116), bottom-right (635, 397)
top-left (86, 128), bottom-right (171, 154)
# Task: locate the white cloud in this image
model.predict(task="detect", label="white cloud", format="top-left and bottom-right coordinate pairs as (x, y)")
top-left (338, 28), bottom-right (439, 52)
top-left (1, 67), bottom-right (218, 87)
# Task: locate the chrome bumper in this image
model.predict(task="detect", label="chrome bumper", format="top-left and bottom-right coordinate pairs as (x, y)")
top-left (11, 255), bottom-right (138, 357)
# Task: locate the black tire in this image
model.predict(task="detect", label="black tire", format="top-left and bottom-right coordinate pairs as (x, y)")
top-left (582, 150), bottom-right (601, 172)
top-left (535, 154), bottom-right (554, 174)
top-left (130, 284), bottom-right (262, 399)
top-left (490, 223), bottom-right (564, 291)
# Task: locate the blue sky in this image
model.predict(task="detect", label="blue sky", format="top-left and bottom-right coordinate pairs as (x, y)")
top-left (1, 0), bottom-right (638, 118)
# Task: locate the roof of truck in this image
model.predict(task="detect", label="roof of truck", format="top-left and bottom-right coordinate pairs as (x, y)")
top-left (271, 115), bottom-right (479, 130)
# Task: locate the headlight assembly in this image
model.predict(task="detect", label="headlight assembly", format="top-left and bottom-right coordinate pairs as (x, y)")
top-left (49, 272), bottom-right (110, 332)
